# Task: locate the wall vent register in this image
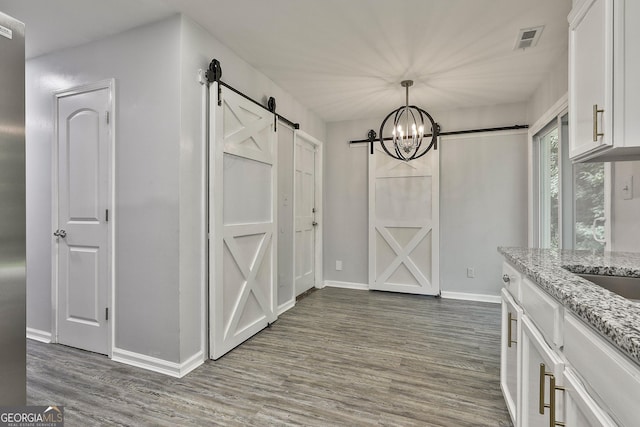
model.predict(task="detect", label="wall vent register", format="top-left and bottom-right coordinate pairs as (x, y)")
top-left (514, 26), bottom-right (544, 50)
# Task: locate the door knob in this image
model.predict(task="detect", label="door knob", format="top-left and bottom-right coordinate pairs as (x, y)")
top-left (53, 229), bottom-right (67, 238)
top-left (312, 221), bottom-right (318, 227)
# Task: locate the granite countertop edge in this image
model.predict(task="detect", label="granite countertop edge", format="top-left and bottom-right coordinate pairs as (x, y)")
top-left (498, 247), bottom-right (640, 367)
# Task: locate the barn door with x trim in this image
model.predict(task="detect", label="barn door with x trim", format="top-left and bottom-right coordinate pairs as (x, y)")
top-left (209, 84), bottom-right (277, 360)
top-left (368, 144), bottom-right (439, 295)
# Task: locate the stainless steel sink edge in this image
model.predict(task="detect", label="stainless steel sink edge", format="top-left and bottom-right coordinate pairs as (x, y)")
top-left (574, 273), bottom-right (640, 302)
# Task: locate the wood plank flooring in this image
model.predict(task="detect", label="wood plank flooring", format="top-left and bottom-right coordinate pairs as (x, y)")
top-left (28, 287), bottom-right (513, 426)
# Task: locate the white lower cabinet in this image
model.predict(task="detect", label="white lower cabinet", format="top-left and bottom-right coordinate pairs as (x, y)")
top-left (501, 288), bottom-right (522, 423)
top-left (499, 261), bottom-right (639, 426)
top-left (520, 278), bottom-right (563, 348)
top-left (563, 367), bottom-right (617, 427)
top-left (521, 316), bottom-right (564, 427)
top-left (563, 313), bottom-right (640, 426)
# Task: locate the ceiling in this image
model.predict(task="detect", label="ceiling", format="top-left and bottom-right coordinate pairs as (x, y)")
top-left (0, 0), bottom-right (571, 123)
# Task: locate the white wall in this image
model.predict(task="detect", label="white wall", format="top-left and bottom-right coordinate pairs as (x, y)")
top-left (440, 131), bottom-right (528, 295)
top-left (324, 119), bottom-right (373, 285)
top-left (324, 103), bottom-right (529, 296)
top-left (26, 16), bottom-right (183, 361)
top-left (177, 17), bottom-right (205, 363)
top-left (526, 48), bottom-right (568, 125)
top-left (178, 17), bottom-right (325, 143)
top-left (26, 14), bottom-right (326, 369)
top-left (611, 161), bottom-right (640, 252)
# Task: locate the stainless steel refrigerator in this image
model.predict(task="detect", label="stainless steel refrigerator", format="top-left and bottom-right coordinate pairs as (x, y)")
top-left (0, 11), bottom-right (26, 405)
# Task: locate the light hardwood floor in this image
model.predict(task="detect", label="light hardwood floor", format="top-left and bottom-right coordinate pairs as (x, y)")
top-left (28, 287), bottom-right (513, 426)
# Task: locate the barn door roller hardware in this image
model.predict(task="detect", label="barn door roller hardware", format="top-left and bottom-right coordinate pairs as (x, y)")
top-left (204, 58), bottom-right (299, 130)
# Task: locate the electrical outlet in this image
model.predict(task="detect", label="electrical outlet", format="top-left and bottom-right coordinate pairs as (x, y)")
top-left (336, 260), bottom-right (343, 271)
top-left (467, 267), bottom-right (475, 278)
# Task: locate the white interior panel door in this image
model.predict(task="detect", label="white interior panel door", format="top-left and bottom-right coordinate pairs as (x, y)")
top-left (56, 86), bottom-right (111, 355)
top-left (209, 84), bottom-right (277, 360)
top-left (294, 138), bottom-right (316, 295)
top-left (368, 144), bottom-right (439, 295)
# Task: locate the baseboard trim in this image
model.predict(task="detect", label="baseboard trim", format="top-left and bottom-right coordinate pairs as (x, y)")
top-left (26, 328), bottom-right (51, 343)
top-left (179, 351), bottom-right (205, 377)
top-left (441, 291), bottom-right (501, 304)
top-left (112, 348), bottom-right (204, 378)
top-left (277, 299), bottom-right (296, 315)
top-left (323, 280), bottom-right (369, 291)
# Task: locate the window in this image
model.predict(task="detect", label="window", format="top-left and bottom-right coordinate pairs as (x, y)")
top-left (574, 162), bottom-right (606, 250)
top-left (538, 123), bottom-right (559, 248)
top-left (533, 112), bottom-right (606, 250)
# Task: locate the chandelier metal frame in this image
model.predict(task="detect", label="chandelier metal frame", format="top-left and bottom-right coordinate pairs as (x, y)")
top-left (375, 80), bottom-right (439, 161)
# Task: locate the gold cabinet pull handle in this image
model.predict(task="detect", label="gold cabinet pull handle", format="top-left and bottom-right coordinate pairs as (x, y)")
top-left (508, 312), bottom-right (517, 347)
top-left (539, 363), bottom-right (547, 414)
top-left (549, 375), bottom-right (566, 427)
top-left (593, 104), bottom-right (604, 141)
top-left (540, 363), bottom-right (566, 426)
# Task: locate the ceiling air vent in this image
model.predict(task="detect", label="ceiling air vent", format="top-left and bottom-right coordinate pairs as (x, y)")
top-left (514, 26), bottom-right (544, 50)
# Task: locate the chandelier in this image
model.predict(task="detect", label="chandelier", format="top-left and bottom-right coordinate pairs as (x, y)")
top-left (374, 80), bottom-right (439, 161)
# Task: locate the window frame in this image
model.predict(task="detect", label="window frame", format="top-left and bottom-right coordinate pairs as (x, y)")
top-left (533, 113), bottom-right (565, 248)
top-left (528, 95), bottom-right (612, 251)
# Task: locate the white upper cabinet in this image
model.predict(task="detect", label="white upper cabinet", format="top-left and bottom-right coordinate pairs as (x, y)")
top-left (569, 0), bottom-right (640, 161)
top-left (569, 0), bottom-right (612, 159)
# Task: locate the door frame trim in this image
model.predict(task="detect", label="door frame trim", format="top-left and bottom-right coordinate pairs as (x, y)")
top-left (275, 121), bottom-right (296, 315)
top-left (51, 79), bottom-right (116, 357)
top-left (293, 130), bottom-right (324, 294)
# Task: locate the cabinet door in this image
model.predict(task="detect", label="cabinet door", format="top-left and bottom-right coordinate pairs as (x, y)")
top-left (564, 313), bottom-right (640, 426)
top-left (501, 289), bottom-right (522, 426)
top-left (614, 0), bottom-right (640, 152)
top-left (569, 0), bottom-right (613, 159)
top-left (563, 367), bottom-right (617, 427)
top-left (521, 316), bottom-right (564, 427)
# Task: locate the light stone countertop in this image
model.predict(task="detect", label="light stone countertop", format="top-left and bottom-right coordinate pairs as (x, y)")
top-left (498, 247), bottom-right (640, 366)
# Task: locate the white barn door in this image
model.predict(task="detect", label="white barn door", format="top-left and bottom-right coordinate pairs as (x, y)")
top-left (209, 84), bottom-right (277, 360)
top-left (368, 144), bottom-right (439, 295)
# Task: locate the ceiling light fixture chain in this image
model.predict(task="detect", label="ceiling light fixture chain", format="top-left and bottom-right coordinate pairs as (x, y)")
top-left (369, 80), bottom-right (440, 161)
